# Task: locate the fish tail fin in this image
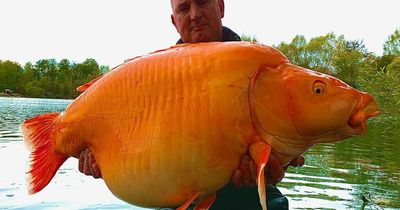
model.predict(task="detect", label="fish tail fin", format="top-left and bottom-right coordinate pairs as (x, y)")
top-left (20, 112), bottom-right (69, 194)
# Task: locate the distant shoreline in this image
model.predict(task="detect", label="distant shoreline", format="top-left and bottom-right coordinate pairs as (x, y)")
top-left (0, 94), bottom-right (75, 100)
top-left (0, 93), bottom-right (21, 97)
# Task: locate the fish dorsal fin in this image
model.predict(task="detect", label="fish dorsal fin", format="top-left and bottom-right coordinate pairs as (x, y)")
top-left (124, 43), bottom-right (192, 62)
top-left (76, 74), bottom-right (104, 92)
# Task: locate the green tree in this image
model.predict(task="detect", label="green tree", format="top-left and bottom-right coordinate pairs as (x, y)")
top-left (383, 29), bottom-right (400, 56)
top-left (276, 33), bottom-right (338, 72)
top-left (70, 58), bottom-right (102, 98)
top-left (357, 56), bottom-right (400, 114)
top-left (25, 80), bottom-right (45, 98)
top-left (376, 54), bottom-right (396, 72)
top-left (333, 38), bottom-right (372, 87)
top-left (240, 34), bottom-right (259, 43)
top-left (73, 59), bottom-right (100, 82)
top-left (34, 59), bottom-right (57, 79)
top-left (387, 56), bottom-right (400, 82)
top-left (276, 35), bottom-right (309, 68)
top-left (0, 60), bottom-right (23, 92)
top-left (100, 65), bottom-right (109, 74)
top-left (304, 33), bottom-right (337, 71)
top-left (57, 59), bottom-right (73, 98)
top-left (16, 62), bottom-right (36, 95)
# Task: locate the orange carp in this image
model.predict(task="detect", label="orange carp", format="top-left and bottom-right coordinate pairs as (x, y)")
top-left (21, 42), bottom-right (379, 210)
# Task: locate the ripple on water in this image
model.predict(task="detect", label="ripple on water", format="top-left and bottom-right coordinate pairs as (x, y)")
top-left (281, 170), bottom-right (355, 209)
top-left (0, 131), bottom-right (23, 143)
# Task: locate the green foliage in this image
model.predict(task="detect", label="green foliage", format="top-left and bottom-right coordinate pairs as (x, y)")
top-left (0, 58), bottom-right (109, 99)
top-left (240, 34), bottom-right (259, 43)
top-left (383, 28), bottom-right (400, 56)
top-left (276, 33), bottom-right (338, 72)
top-left (376, 54), bottom-right (395, 72)
top-left (276, 35), bottom-right (309, 68)
top-left (387, 56), bottom-right (400, 75)
top-left (24, 81), bottom-right (45, 98)
top-left (333, 38), bottom-right (372, 87)
top-left (0, 60), bottom-right (23, 92)
top-left (357, 59), bottom-right (400, 114)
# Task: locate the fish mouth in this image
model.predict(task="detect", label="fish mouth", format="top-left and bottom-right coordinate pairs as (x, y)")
top-left (347, 93), bottom-right (379, 135)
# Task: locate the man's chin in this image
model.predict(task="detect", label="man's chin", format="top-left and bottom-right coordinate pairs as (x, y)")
top-left (192, 33), bottom-right (211, 43)
top-left (194, 38), bottom-right (213, 43)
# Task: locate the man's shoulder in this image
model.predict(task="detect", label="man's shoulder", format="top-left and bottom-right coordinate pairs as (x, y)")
top-left (222, 26), bottom-right (241, 42)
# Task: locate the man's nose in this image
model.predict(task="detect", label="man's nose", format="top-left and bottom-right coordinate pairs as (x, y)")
top-left (189, 5), bottom-right (202, 20)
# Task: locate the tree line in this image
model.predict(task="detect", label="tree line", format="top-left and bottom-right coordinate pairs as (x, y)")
top-left (0, 58), bottom-right (108, 99)
top-left (1, 29), bottom-right (399, 113)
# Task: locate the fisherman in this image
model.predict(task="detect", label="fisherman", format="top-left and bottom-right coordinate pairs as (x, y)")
top-left (79, 0), bottom-right (304, 209)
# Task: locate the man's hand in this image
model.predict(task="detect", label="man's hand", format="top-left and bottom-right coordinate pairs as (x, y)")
top-left (232, 154), bottom-right (304, 187)
top-left (78, 148), bottom-right (102, 179)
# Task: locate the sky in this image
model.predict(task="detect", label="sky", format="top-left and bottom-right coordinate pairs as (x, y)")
top-left (1, 0), bottom-right (399, 68)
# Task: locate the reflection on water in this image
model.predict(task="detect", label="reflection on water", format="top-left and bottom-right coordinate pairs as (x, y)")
top-left (0, 97), bottom-right (399, 209)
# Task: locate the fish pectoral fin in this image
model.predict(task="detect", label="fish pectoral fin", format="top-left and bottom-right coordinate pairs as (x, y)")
top-left (177, 192), bottom-right (199, 210)
top-left (76, 74), bottom-right (104, 92)
top-left (176, 192), bottom-right (216, 210)
top-left (194, 193), bottom-right (216, 210)
top-left (249, 141), bottom-right (271, 210)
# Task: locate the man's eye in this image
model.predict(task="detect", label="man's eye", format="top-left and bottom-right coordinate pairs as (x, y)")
top-left (177, 5), bottom-right (189, 13)
top-left (197, 0), bottom-right (209, 7)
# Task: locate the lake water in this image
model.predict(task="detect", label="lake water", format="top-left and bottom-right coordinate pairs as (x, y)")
top-left (0, 97), bottom-right (399, 209)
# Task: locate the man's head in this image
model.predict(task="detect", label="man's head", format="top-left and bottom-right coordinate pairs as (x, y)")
top-left (170, 0), bottom-right (225, 43)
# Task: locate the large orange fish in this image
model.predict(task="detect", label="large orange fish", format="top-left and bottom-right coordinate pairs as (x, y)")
top-left (21, 42), bottom-right (379, 210)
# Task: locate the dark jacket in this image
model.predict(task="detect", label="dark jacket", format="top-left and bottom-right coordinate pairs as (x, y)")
top-left (176, 26), bottom-right (241, 44)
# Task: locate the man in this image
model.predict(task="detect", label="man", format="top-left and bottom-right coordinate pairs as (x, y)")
top-left (79, 0), bottom-right (304, 209)
top-left (170, 0), bottom-right (238, 44)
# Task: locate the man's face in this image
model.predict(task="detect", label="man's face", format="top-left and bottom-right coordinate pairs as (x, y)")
top-left (171, 0), bottom-right (224, 43)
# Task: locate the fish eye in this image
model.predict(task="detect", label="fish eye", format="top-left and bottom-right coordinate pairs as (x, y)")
top-left (313, 81), bottom-right (326, 95)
